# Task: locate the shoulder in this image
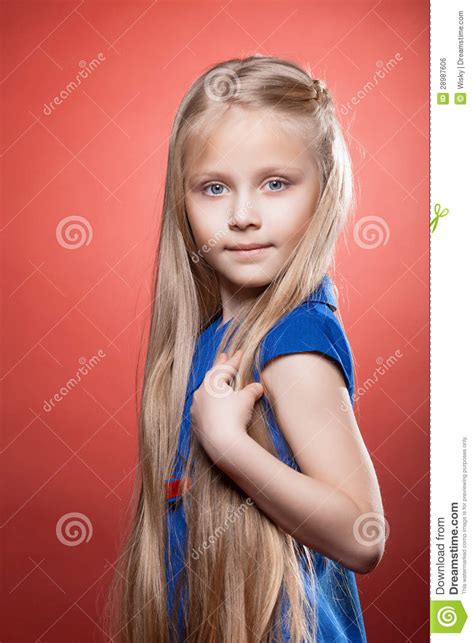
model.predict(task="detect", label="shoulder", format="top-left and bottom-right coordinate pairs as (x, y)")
top-left (256, 301), bottom-right (354, 403)
top-left (258, 301), bottom-right (353, 371)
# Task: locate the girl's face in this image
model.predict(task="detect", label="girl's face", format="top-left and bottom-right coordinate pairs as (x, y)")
top-left (184, 106), bottom-right (320, 294)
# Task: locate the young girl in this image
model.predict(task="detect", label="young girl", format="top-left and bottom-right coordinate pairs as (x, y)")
top-left (107, 55), bottom-right (385, 642)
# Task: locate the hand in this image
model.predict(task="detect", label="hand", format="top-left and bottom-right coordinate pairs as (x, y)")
top-left (189, 349), bottom-right (264, 461)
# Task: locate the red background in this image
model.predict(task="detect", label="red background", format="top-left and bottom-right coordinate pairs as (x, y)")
top-left (1, 0), bottom-right (429, 641)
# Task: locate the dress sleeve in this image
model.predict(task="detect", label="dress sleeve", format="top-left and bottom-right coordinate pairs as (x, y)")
top-left (253, 304), bottom-right (355, 404)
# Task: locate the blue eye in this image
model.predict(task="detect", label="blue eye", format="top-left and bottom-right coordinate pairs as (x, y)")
top-left (202, 179), bottom-right (289, 196)
top-left (203, 183), bottom-right (228, 196)
top-left (265, 179), bottom-right (288, 192)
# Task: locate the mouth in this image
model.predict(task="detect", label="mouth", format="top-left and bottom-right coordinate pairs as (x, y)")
top-left (225, 243), bottom-right (273, 259)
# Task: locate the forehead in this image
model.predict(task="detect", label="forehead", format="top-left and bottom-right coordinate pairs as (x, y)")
top-left (184, 105), bottom-right (313, 177)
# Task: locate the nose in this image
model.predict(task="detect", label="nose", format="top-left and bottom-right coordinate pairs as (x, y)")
top-left (228, 200), bottom-right (261, 230)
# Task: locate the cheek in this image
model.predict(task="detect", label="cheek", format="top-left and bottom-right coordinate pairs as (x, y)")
top-left (269, 189), bottom-right (316, 242)
top-left (186, 191), bottom-right (228, 226)
top-left (186, 202), bottom-right (214, 247)
top-left (272, 210), bottom-right (313, 249)
top-left (186, 212), bottom-right (226, 262)
top-left (190, 220), bottom-right (211, 247)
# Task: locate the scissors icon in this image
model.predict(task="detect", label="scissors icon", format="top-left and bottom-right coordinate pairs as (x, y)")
top-left (430, 203), bottom-right (449, 233)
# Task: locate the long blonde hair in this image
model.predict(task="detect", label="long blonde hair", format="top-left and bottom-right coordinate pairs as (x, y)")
top-left (105, 55), bottom-right (355, 642)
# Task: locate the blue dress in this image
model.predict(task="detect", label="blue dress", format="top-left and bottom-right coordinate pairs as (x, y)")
top-left (165, 274), bottom-right (367, 642)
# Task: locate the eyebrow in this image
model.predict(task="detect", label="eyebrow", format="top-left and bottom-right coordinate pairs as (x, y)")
top-left (188, 165), bottom-right (304, 184)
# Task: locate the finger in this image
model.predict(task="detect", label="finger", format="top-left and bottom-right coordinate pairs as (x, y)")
top-left (220, 349), bottom-right (242, 378)
top-left (210, 351), bottom-right (242, 387)
top-left (246, 382), bottom-right (264, 398)
top-left (227, 348), bottom-right (243, 366)
top-left (214, 347), bottom-right (242, 368)
top-left (237, 382), bottom-right (264, 406)
top-left (213, 351), bottom-right (227, 366)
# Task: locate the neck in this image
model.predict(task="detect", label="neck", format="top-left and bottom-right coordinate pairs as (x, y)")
top-left (218, 277), bottom-right (267, 325)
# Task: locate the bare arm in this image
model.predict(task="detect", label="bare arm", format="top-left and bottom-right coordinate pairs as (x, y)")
top-left (205, 351), bottom-right (385, 574)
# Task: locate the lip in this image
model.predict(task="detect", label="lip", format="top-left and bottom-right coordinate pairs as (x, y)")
top-left (225, 243), bottom-right (273, 259)
top-left (226, 243), bottom-right (272, 251)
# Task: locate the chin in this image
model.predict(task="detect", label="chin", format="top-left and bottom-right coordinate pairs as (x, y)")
top-left (228, 272), bottom-right (274, 289)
